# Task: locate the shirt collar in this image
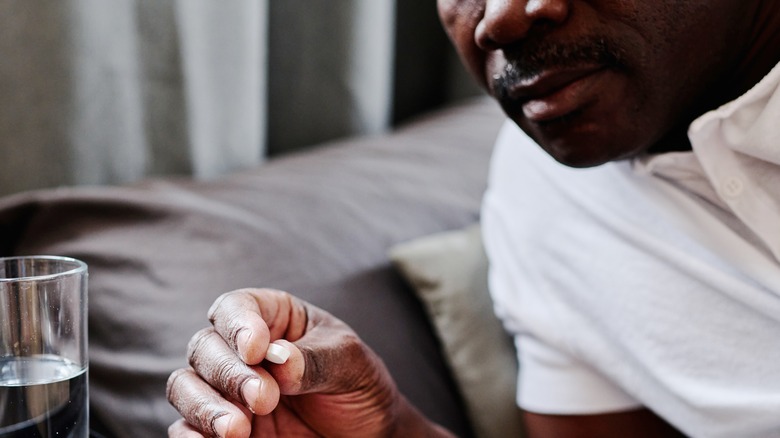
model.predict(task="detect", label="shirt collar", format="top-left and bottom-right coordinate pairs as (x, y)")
top-left (689, 61), bottom-right (780, 163)
top-left (635, 61), bottom-right (780, 261)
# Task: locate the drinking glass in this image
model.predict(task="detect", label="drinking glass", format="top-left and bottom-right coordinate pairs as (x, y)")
top-left (0, 256), bottom-right (88, 438)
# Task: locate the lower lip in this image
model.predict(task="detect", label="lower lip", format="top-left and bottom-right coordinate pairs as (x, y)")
top-left (522, 69), bottom-right (608, 122)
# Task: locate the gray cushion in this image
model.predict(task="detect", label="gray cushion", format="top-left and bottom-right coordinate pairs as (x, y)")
top-left (0, 97), bottom-right (505, 438)
top-left (390, 224), bottom-right (525, 438)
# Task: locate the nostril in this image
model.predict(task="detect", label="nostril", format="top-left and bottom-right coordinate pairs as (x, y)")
top-left (474, 2), bottom-right (532, 50)
top-left (474, 20), bottom-right (500, 51)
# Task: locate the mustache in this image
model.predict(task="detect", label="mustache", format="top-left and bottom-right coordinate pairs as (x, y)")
top-left (492, 36), bottom-right (626, 98)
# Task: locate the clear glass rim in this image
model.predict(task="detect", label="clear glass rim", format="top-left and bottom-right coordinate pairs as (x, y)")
top-left (0, 255), bottom-right (88, 283)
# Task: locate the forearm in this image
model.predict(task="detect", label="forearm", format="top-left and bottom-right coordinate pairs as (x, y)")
top-left (523, 409), bottom-right (685, 438)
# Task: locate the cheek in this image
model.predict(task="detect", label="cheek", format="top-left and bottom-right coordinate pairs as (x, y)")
top-left (438, 0), bottom-right (488, 86)
top-left (457, 38), bottom-right (489, 87)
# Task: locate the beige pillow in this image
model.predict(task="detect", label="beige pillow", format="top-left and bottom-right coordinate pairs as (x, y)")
top-left (389, 224), bottom-right (525, 438)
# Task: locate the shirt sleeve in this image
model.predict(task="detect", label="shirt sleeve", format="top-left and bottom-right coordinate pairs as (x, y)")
top-left (516, 335), bottom-right (642, 415)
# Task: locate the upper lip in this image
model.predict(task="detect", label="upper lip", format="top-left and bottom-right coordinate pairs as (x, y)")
top-left (502, 65), bottom-right (606, 101)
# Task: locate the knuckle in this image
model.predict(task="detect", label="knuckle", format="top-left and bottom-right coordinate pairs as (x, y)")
top-left (165, 368), bottom-right (190, 402)
top-left (207, 289), bottom-right (251, 323)
top-left (192, 398), bottom-right (226, 437)
top-left (339, 332), bottom-right (366, 360)
top-left (214, 355), bottom-right (240, 385)
top-left (299, 331), bottom-right (371, 392)
top-left (258, 288), bottom-right (292, 305)
top-left (256, 287), bottom-right (286, 295)
top-left (165, 370), bottom-right (226, 437)
top-left (273, 289), bottom-right (292, 299)
top-left (213, 356), bottom-right (253, 398)
top-left (208, 291), bottom-right (256, 349)
top-left (186, 327), bottom-right (215, 364)
top-left (185, 330), bottom-right (253, 399)
top-left (206, 292), bottom-right (230, 323)
top-left (222, 316), bottom-right (246, 351)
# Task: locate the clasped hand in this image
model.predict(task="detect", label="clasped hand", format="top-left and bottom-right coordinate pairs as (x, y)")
top-left (166, 288), bottom-right (451, 438)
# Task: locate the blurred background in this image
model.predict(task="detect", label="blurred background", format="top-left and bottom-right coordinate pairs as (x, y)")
top-left (0, 0), bottom-right (482, 197)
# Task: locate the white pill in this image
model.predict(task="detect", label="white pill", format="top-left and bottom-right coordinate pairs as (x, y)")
top-left (265, 343), bottom-right (290, 364)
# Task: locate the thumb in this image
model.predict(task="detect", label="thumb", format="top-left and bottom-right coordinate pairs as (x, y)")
top-left (263, 310), bottom-right (383, 397)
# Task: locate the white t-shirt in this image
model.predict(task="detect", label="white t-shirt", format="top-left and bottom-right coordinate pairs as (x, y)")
top-left (482, 62), bottom-right (780, 438)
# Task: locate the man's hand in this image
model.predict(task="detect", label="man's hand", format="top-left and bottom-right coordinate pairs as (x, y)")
top-left (166, 288), bottom-right (452, 438)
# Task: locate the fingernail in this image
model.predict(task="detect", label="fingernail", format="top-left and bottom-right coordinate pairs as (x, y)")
top-left (242, 379), bottom-right (261, 414)
top-left (237, 329), bottom-right (252, 361)
top-left (265, 342), bottom-right (290, 364)
top-left (213, 414), bottom-right (232, 437)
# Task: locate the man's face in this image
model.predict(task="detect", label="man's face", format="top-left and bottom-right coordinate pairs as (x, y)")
top-left (438, 0), bottom-right (752, 167)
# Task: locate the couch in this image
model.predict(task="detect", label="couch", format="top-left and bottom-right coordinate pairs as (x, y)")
top-left (0, 97), bottom-right (521, 437)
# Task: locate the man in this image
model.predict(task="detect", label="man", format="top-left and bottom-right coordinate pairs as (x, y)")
top-left (166, 1), bottom-right (780, 436)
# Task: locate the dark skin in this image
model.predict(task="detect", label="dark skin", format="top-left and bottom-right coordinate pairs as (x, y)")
top-left (167, 2), bottom-right (780, 437)
top-left (167, 289), bottom-right (454, 437)
top-left (438, 0), bottom-right (780, 167)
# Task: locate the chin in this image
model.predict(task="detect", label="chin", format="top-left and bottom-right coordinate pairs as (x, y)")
top-left (542, 135), bottom-right (646, 168)
top-left (518, 116), bottom-right (644, 168)
top-left (545, 146), bottom-right (617, 168)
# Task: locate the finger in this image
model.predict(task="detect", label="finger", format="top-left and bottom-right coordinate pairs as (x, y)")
top-left (207, 289), bottom-right (271, 364)
top-left (263, 312), bottom-right (385, 397)
top-left (207, 289), bottom-right (308, 365)
top-left (209, 289), bottom-right (386, 399)
top-left (168, 418), bottom-right (205, 438)
top-left (166, 368), bottom-right (251, 438)
top-left (187, 327), bottom-right (281, 415)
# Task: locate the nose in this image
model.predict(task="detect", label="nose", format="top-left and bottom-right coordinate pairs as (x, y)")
top-left (475, 0), bottom-right (571, 50)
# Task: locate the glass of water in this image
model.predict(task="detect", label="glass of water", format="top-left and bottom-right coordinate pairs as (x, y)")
top-left (0, 256), bottom-right (88, 438)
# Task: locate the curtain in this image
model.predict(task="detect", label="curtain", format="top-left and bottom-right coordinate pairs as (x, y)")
top-left (0, 0), bottom-right (480, 197)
